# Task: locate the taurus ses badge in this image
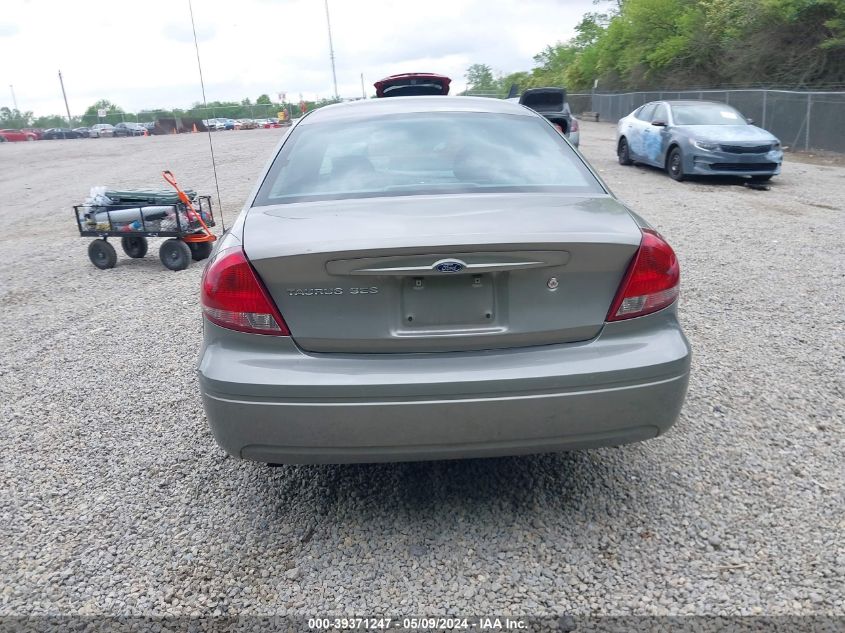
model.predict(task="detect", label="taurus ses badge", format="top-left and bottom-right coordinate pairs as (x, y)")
top-left (433, 259), bottom-right (466, 273)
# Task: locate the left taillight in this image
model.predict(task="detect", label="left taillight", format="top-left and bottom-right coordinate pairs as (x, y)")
top-left (570, 117), bottom-right (579, 133)
top-left (201, 246), bottom-right (290, 336)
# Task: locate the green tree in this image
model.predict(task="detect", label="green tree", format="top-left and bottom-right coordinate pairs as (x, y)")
top-left (0, 107), bottom-right (33, 129)
top-left (497, 71), bottom-right (532, 96)
top-left (465, 64), bottom-right (497, 92)
top-left (83, 99), bottom-right (123, 116)
top-left (83, 99), bottom-right (126, 125)
top-left (572, 12), bottom-right (610, 49)
top-left (33, 115), bottom-right (68, 129)
top-left (552, 0), bottom-right (845, 89)
top-left (256, 93), bottom-right (273, 105)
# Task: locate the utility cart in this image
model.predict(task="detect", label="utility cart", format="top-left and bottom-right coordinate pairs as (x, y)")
top-left (74, 171), bottom-right (217, 271)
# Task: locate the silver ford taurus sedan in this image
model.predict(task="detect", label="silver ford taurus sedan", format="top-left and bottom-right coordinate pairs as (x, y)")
top-left (198, 96), bottom-right (691, 464)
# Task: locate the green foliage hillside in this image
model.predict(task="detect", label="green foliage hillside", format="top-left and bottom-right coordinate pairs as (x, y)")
top-left (470, 0), bottom-right (845, 94)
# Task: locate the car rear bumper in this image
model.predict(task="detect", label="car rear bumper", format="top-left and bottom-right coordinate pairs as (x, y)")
top-left (198, 308), bottom-right (691, 464)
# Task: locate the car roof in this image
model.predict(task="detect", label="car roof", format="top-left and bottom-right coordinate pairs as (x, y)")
top-left (300, 96), bottom-right (535, 124)
top-left (640, 100), bottom-right (732, 107)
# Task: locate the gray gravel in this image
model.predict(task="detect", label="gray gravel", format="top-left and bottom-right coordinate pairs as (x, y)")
top-left (0, 123), bottom-right (843, 618)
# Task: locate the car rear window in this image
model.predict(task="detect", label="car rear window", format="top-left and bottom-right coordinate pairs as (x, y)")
top-left (253, 112), bottom-right (601, 206)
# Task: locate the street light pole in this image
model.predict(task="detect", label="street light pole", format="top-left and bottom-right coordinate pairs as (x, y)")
top-left (324, 0), bottom-right (339, 100)
top-left (9, 84), bottom-right (18, 111)
top-left (58, 70), bottom-right (73, 126)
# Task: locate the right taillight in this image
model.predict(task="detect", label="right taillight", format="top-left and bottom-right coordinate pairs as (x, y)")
top-left (607, 229), bottom-right (680, 321)
top-left (201, 246), bottom-right (290, 336)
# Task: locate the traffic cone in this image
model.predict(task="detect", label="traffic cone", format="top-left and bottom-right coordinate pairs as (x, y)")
top-left (171, 127), bottom-right (176, 135)
top-left (192, 123), bottom-right (198, 133)
top-left (144, 128), bottom-right (148, 137)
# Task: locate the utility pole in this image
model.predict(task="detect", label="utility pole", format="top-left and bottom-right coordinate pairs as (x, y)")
top-left (58, 70), bottom-right (73, 126)
top-left (360, 73), bottom-right (366, 99)
top-left (324, 0), bottom-right (339, 100)
top-left (9, 84), bottom-right (18, 111)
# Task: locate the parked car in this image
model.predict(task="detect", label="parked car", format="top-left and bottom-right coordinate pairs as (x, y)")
top-left (513, 87), bottom-right (579, 148)
top-left (42, 128), bottom-right (83, 140)
top-left (141, 121), bottom-right (156, 132)
top-left (205, 118), bottom-right (231, 131)
top-left (567, 117), bottom-right (580, 146)
top-left (72, 127), bottom-right (91, 138)
top-left (22, 128), bottom-right (44, 140)
top-left (616, 100), bottom-right (783, 181)
top-left (198, 96), bottom-right (691, 464)
top-left (374, 72), bottom-right (451, 97)
top-left (113, 122), bottom-right (146, 137)
top-left (0, 128), bottom-right (38, 141)
top-left (89, 123), bottom-right (115, 138)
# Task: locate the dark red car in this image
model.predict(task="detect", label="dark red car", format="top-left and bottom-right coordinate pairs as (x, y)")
top-left (374, 73), bottom-right (451, 98)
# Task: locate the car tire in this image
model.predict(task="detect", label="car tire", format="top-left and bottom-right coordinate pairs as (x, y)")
top-left (121, 235), bottom-right (148, 258)
top-left (617, 137), bottom-right (633, 166)
top-left (188, 241), bottom-right (213, 261)
top-left (666, 147), bottom-right (685, 181)
top-left (27, 136), bottom-right (35, 142)
top-left (88, 239), bottom-right (117, 269)
top-left (751, 175), bottom-right (773, 182)
top-left (159, 239), bottom-right (192, 271)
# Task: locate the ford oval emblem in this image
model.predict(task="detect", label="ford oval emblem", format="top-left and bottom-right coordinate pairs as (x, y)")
top-left (434, 260), bottom-right (465, 273)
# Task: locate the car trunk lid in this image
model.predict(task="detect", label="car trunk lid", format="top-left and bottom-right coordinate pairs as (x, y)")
top-left (519, 88), bottom-right (567, 114)
top-left (374, 73), bottom-right (451, 98)
top-left (244, 193), bottom-right (641, 353)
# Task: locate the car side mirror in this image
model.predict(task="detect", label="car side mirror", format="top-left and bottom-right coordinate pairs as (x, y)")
top-left (651, 120), bottom-right (667, 127)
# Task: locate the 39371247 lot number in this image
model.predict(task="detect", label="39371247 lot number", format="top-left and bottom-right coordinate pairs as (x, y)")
top-left (308, 618), bottom-right (393, 630)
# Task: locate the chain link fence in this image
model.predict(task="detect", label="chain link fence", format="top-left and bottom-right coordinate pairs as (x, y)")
top-left (568, 89), bottom-right (845, 153)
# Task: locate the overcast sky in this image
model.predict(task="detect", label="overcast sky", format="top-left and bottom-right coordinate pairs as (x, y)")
top-left (1, 0), bottom-right (595, 117)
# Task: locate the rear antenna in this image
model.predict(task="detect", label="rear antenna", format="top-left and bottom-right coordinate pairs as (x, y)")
top-left (188, 0), bottom-right (225, 231)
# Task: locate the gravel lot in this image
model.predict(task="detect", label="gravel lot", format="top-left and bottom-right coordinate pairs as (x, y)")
top-left (1, 122), bottom-right (843, 619)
